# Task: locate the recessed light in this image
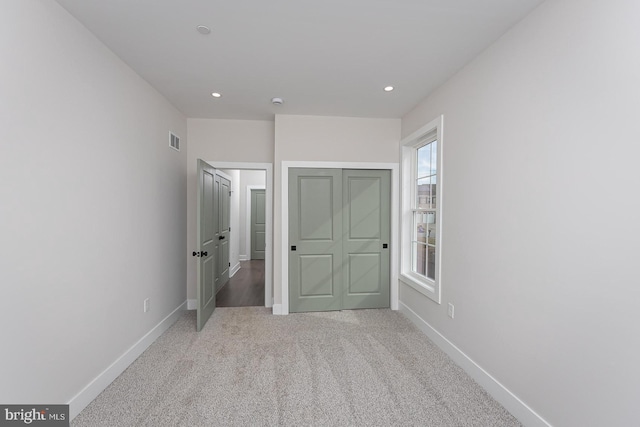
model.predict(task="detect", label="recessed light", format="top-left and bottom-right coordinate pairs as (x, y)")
top-left (196, 25), bottom-right (211, 35)
top-left (211, 92), bottom-right (221, 98)
top-left (384, 86), bottom-right (394, 92)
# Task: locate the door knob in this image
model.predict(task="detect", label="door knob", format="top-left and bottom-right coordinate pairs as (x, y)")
top-left (202, 251), bottom-right (208, 256)
top-left (219, 236), bottom-right (225, 240)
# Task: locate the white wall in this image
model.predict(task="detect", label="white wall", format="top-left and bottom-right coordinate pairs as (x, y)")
top-left (0, 0), bottom-right (187, 414)
top-left (239, 170), bottom-right (267, 259)
top-left (186, 119), bottom-right (273, 299)
top-left (273, 115), bottom-right (401, 310)
top-left (400, 0), bottom-right (640, 425)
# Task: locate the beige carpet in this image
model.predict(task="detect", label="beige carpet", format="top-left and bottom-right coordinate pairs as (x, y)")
top-left (72, 308), bottom-right (520, 426)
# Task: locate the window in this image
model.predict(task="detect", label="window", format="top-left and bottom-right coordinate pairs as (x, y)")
top-left (400, 116), bottom-right (443, 303)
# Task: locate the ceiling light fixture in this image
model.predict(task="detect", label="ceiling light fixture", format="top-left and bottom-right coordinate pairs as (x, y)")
top-left (384, 86), bottom-right (394, 92)
top-left (196, 25), bottom-right (211, 35)
top-left (271, 97), bottom-right (284, 105)
top-left (211, 92), bottom-right (221, 98)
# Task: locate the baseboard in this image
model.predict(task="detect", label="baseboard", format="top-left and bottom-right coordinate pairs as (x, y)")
top-left (399, 302), bottom-right (551, 427)
top-left (68, 300), bottom-right (187, 420)
top-left (272, 304), bottom-right (283, 315)
top-left (230, 262), bottom-right (241, 277)
top-left (239, 255), bottom-right (249, 261)
top-left (187, 299), bottom-right (197, 310)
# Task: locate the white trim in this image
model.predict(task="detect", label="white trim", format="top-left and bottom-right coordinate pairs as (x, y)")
top-left (239, 255), bottom-right (249, 261)
top-left (272, 304), bottom-right (283, 315)
top-left (214, 168), bottom-right (233, 182)
top-left (246, 185), bottom-right (266, 261)
top-left (399, 302), bottom-right (552, 427)
top-left (68, 301), bottom-right (187, 420)
top-left (400, 115), bottom-right (444, 304)
top-left (230, 261), bottom-right (241, 277)
top-left (187, 299), bottom-right (197, 310)
top-left (281, 161), bottom-right (400, 315)
top-left (206, 162), bottom-right (273, 309)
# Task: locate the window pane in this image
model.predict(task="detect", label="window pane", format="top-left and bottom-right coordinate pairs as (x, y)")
top-left (426, 212), bottom-right (436, 244)
top-left (417, 177), bottom-right (431, 209)
top-left (430, 140), bottom-right (438, 175)
top-left (417, 143), bottom-right (431, 178)
top-left (412, 242), bottom-right (427, 276)
top-left (430, 175), bottom-right (437, 209)
top-left (415, 211), bottom-right (427, 243)
top-left (427, 246), bottom-right (436, 280)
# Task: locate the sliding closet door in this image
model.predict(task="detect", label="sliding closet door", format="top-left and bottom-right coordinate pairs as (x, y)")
top-left (342, 169), bottom-right (390, 309)
top-left (289, 168), bottom-right (390, 313)
top-left (289, 168), bottom-right (343, 313)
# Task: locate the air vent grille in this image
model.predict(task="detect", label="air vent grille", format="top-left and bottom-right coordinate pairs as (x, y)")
top-left (170, 133), bottom-right (180, 151)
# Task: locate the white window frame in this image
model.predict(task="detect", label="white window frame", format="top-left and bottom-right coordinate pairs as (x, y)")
top-left (400, 115), bottom-right (443, 303)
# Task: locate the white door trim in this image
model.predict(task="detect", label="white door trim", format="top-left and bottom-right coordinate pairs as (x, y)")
top-left (207, 162), bottom-right (273, 308)
top-left (215, 169), bottom-right (233, 182)
top-left (281, 161), bottom-right (400, 315)
top-left (246, 185), bottom-right (266, 260)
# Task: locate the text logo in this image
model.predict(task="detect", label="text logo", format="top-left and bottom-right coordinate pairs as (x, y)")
top-left (0, 405), bottom-right (68, 427)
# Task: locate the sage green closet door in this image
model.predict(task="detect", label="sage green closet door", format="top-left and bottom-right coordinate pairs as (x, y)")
top-left (289, 168), bottom-right (390, 313)
top-left (342, 169), bottom-right (390, 309)
top-left (289, 168), bottom-right (342, 312)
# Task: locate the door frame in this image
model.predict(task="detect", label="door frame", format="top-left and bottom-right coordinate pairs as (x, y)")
top-left (280, 161), bottom-right (399, 315)
top-left (207, 161), bottom-right (273, 308)
top-left (246, 185), bottom-right (266, 260)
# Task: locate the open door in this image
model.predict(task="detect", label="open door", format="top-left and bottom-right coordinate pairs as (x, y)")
top-left (197, 160), bottom-right (217, 331)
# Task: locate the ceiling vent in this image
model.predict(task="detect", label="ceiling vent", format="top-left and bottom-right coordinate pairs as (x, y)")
top-left (170, 133), bottom-right (180, 151)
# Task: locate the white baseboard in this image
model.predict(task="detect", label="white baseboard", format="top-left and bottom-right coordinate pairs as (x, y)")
top-left (239, 255), bottom-right (249, 261)
top-left (399, 302), bottom-right (551, 427)
top-left (230, 262), bottom-right (241, 277)
top-left (68, 300), bottom-right (187, 420)
top-left (272, 304), bottom-right (284, 315)
top-left (187, 299), bottom-right (197, 310)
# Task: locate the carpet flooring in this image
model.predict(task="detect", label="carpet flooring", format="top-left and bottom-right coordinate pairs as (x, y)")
top-left (72, 308), bottom-right (521, 426)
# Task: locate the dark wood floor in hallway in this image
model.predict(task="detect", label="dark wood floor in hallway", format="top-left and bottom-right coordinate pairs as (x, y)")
top-left (216, 260), bottom-right (264, 307)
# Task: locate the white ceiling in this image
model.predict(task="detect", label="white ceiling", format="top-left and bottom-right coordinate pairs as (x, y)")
top-left (55, 0), bottom-right (544, 120)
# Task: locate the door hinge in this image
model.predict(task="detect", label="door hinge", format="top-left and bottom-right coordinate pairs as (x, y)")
top-left (229, 262), bottom-right (231, 267)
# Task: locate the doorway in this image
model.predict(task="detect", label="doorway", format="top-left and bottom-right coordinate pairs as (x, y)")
top-left (196, 161), bottom-right (273, 330)
top-left (215, 170), bottom-right (266, 307)
top-left (207, 164), bottom-right (272, 308)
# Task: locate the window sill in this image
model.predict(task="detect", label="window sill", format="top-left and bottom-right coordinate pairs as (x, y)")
top-left (399, 272), bottom-right (440, 304)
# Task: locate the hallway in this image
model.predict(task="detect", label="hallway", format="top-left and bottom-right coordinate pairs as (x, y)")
top-left (216, 260), bottom-right (265, 307)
